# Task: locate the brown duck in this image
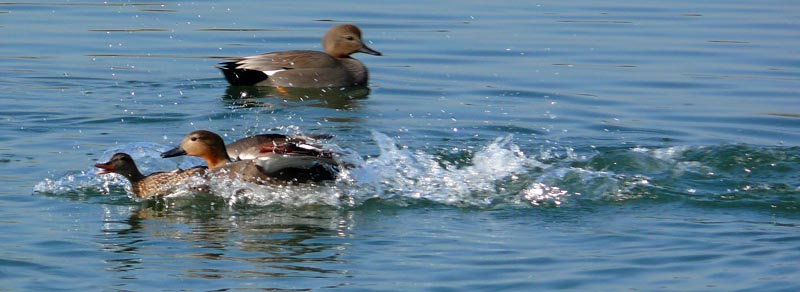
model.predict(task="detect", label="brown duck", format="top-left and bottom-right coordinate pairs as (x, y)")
top-left (217, 24), bottom-right (382, 88)
top-left (161, 130), bottom-right (338, 184)
top-left (95, 153), bottom-right (206, 198)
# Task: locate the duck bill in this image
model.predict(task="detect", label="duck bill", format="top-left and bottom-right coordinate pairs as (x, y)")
top-left (161, 146), bottom-right (187, 158)
top-left (358, 44), bottom-right (382, 56)
top-left (94, 162), bottom-right (114, 174)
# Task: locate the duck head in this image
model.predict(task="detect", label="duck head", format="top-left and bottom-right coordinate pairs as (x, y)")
top-left (95, 153), bottom-right (145, 181)
top-left (161, 130), bottom-right (231, 169)
top-left (323, 24), bottom-right (382, 58)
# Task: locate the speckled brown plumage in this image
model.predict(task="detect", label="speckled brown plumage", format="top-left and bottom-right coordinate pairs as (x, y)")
top-left (95, 153), bottom-right (206, 198)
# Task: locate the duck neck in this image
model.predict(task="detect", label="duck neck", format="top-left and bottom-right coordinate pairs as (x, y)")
top-left (204, 153), bottom-right (231, 170)
top-left (124, 168), bottom-right (147, 183)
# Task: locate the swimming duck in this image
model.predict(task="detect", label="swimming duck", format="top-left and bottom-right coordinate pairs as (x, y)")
top-left (217, 24), bottom-right (382, 88)
top-left (161, 130), bottom-right (338, 184)
top-left (95, 153), bottom-right (206, 198)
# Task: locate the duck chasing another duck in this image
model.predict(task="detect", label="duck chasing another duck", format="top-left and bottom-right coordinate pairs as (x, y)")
top-left (95, 153), bottom-right (206, 199)
top-left (161, 130), bottom-right (338, 184)
top-left (217, 24), bottom-right (381, 88)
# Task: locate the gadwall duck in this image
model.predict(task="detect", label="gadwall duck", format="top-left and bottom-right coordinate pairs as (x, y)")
top-left (217, 24), bottom-right (381, 88)
top-left (95, 153), bottom-right (206, 199)
top-left (161, 130), bottom-right (338, 184)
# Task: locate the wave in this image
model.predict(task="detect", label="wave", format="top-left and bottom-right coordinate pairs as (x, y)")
top-left (33, 132), bottom-right (800, 210)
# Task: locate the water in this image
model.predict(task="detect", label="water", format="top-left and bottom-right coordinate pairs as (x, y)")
top-left (2, 0), bottom-right (799, 290)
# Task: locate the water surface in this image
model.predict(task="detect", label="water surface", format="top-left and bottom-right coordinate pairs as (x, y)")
top-left (1, 0), bottom-right (799, 290)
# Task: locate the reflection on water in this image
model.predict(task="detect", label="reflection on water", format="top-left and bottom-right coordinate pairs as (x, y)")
top-left (99, 204), bottom-right (352, 284)
top-left (222, 86), bottom-right (371, 110)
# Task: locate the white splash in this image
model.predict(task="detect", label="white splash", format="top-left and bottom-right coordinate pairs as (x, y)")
top-left (34, 132), bottom-right (578, 208)
top-left (336, 131), bottom-right (540, 207)
top-left (522, 182), bottom-right (569, 206)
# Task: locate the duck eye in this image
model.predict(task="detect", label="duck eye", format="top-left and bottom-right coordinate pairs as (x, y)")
top-left (191, 137), bottom-right (198, 141)
top-left (345, 36), bottom-right (355, 41)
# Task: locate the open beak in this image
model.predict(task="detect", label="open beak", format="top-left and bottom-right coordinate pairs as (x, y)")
top-left (358, 44), bottom-right (382, 56)
top-left (161, 146), bottom-right (187, 158)
top-left (94, 161), bottom-right (114, 175)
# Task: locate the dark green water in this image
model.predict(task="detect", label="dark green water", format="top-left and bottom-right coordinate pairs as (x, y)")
top-left (1, 0), bottom-right (799, 290)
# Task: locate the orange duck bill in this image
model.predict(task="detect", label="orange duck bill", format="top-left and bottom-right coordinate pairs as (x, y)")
top-left (94, 161), bottom-right (115, 174)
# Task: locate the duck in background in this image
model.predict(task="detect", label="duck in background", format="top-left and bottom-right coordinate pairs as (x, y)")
top-left (95, 153), bottom-right (206, 199)
top-left (217, 24), bottom-right (381, 88)
top-left (161, 130), bottom-right (339, 184)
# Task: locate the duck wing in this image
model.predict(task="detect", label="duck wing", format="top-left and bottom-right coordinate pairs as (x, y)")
top-left (219, 50), bottom-right (338, 71)
top-left (226, 134), bottom-right (334, 161)
top-left (217, 51), bottom-right (341, 86)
